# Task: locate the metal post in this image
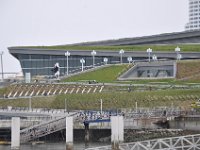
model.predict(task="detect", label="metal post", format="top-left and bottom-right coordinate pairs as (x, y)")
top-left (65, 51), bottom-right (70, 76)
top-left (119, 49), bottom-right (124, 64)
top-left (135, 101), bottom-right (138, 113)
top-left (65, 98), bottom-right (67, 112)
top-left (29, 97), bottom-right (32, 111)
top-left (147, 48), bottom-right (152, 62)
top-left (120, 54), bottom-right (122, 64)
top-left (91, 50), bottom-right (96, 67)
top-left (175, 47), bottom-right (181, 60)
top-left (0, 52), bottom-right (4, 81)
top-left (100, 99), bottom-right (103, 115)
top-left (82, 62), bottom-right (84, 71)
top-left (103, 57), bottom-right (108, 65)
top-left (93, 55), bottom-right (95, 67)
top-left (80, 58), bottom-right (85, 72)
top-left (148, 52), bottom-right (150, 62)
top-left (67, 55), bottom-right (69, 75)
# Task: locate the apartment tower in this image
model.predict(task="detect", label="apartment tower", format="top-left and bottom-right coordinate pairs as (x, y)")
top-left (185, 0), bottom-right (200, 30)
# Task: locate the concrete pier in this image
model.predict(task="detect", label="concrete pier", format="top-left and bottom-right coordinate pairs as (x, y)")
top-left (111, 116), bottom-right (124, 150)
top-left (66, 117), bottom-right (73, 150)
top-left (11, 117), bottom-right (20, 150)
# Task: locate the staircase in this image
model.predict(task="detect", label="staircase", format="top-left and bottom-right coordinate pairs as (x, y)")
top-left (20, 112), bottom-right (78, 143)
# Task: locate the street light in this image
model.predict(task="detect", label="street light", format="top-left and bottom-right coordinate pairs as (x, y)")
top-left (146, 48), bottom-right (152, 62)
top-left (0, 52), bottom-right (3, 81)
top-left (175, 46), bottom-right (181, 60)
top-left (152, 54), bottom-right (157, 61)
top-left (177, 53), bottom-right (182, 60)
top-left (119, 49), bottom-right (124, 64)
top-left (65, 98), bottom-right (67, 113)
top-left (65, 51), bottom-right (70, 75)
top-left (91, 50), bottom-right (97, 67)
top-left (100, 99), bottom-right (103, 116)
top-left (80, 58), bottom-right (85, 72)
top-left (103, 57), bottom-right (108, 65)
top-left (29, 96), bottom-right (32, 112)
top-left (127, 56), bottom-right (132, 64)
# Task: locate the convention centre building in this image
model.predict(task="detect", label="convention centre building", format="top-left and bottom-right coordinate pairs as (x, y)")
top-left (8, 30), bottom-right (200, 76)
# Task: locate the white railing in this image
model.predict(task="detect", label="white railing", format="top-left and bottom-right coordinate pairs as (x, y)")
top-left (20, 112), bottom-right (78, 143)
top-left (86, 134), bottom-right (200, 150)
top-left (20, 116), bottom-right (66, 143)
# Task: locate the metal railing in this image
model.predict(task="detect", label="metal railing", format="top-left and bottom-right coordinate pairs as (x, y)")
top-left (20, 116), bottom-right (66, 143)
top-left (86, 134), bottom-right (200, 150)
top-left (20, 112), bottom-right (78, 143)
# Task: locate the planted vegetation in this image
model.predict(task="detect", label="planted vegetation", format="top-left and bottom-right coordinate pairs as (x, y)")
top-left (0, 89), bottom-right (199, 110)
top-left (1, 60), bottom-right (200, 110)
top-left (63, 60), bottom-right (200, 84)
top-left (17, 44), bottom-right (200, 52)
top-left (176, 60), bottom-right (200, 82)
top-left (63, 64), bottom-right (130, 83)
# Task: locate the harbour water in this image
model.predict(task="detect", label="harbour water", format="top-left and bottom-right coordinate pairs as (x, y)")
top-left (0, 142), bottom-right (109, 150)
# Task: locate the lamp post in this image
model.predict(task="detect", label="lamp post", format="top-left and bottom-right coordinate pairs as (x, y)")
top-left (152, 54), bottom-right (157, 61)
top-left (119, 49), bottom-right (124, 64)
top-left (175, 46), bottom-right (181, 60)
top-left (0, 52), bottom-right (3, 81)
top-left (29, 96), bottom-right (32, 112)
top-left (65, 51), bottom-right (70, 75)
top-left (127, 56), bottom-right (132, 64)
top-left (103, 57), bottom-right (108, 65)
top-left (100, 99), bottom-right (103, 116)
top-left (146, 48), bottom-right (152, 62)
top-left (177, 54), bottom-right (182, 60)
top-left (80, 58), bottom-right (85, 72)
top-left (65, 98), bottom-right (67, 113)
top-left (91, 50), bottom-right (96, 67)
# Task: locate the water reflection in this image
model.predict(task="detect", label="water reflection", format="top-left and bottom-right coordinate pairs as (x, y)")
top-left (0, 142), bottom-right (109, 150)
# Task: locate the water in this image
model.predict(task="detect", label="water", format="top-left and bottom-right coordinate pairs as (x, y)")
top-left (0, 142), bottom-right (109, 150)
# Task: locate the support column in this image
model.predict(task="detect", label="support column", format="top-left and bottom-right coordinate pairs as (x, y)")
top-left (66, 117), bottom-right (73, 150)
top-left (11, 117), bottom-right (20, 150)
top-left (84, 121), bottom-right (89, 148)
top-left (111, 116), bottom-right (124, 150)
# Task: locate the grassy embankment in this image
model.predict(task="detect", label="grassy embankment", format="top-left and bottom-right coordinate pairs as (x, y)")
top-left (0, 89), bottom-right (199, 110)
top-left (62, 64), bottom-right (131, 83)
top-left (176, 60), bottom-right (200, 82)
top-left (63, 60), bottom-right (200, 84)
top-left (1, 60), bottom-right (200, 110)
top-left (21, 44), bottom-right (200, 52)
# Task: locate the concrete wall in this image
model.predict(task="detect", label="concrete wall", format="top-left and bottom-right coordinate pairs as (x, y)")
top-left (170, 119), bottom-right (200, 131)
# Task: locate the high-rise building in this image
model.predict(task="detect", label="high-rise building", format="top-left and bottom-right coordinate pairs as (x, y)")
top-left (185, 0), bottom-right (200, 30)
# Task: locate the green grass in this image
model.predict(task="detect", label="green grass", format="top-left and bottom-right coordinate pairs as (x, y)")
top-left (63, 60), bottom-right (200, 84)
top-left (15, 44), bottom-right (200, 52)
top-left (63, 64), bottom-right (130, 83)
top-left (0, 96), bottom-right (56, 108)
top-left (0, 88), bottom-right (8, 96)
top-left (176, 60), bottom-right (200, 82)
top-left (0, 89), bottom-right (199, 110)
top-left (1, 60), bottom-right (200, 111)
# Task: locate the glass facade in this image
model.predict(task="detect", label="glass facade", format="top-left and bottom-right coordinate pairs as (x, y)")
top-left (18, 54), bottom-right (128, 76)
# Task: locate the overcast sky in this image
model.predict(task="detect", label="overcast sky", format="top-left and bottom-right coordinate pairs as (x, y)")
top-left (0, 0), bottom-right (188, 73)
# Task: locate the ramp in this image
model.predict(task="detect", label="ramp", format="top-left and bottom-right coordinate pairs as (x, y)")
top-left (118, 61), bottom-right (175, 80)
top-left (20, 112), bottom-right (77, 143)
